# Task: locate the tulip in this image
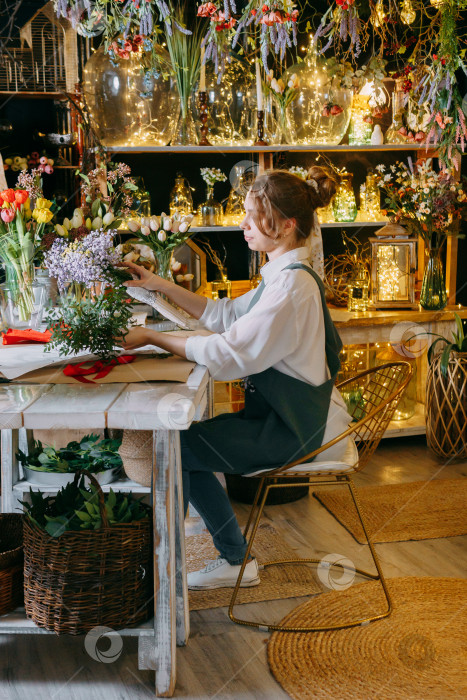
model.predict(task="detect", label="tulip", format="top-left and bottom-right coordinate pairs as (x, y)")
top-left (178, 221), bottom-right (189, 233)
top-left (1, 208), bottom-right (15, 223)
top-left (141, 216), bottom-right (151, 227)
top-left (123, 251), bottom-right (139, 263)
top-left (171, 260), bottom-right (182, 272)
top-left (171, 221), bottom-right (180, 233)
top-left (158, 231), bottom-right (167, 242)
top-left (184, 273), bottom-right (194, 281)
top-left (1, 189), bottom-right (16, 203)
top-left (127, 219), bottom-right (141, 232)
top-left (141, 225), bottom-right (151, 236)
top-left (103, 211), bottom-right (114, 226)
top-left (91, 216), bottom-right (103, 229)
top-left (36, 197), bottom-right (53, 210)
top-left (163, 218), bottom-right (172, 231)
top-left (63, 217), bottom-right (71, 230)
top-left (55, 224), bottom-right (68, 237)
top-left (14, 190), bottom-right (29, 205)
top-left (32, 208), bottom-right (53, 223)
top-left (85, 217), bottom-right (92, 229)
top-left (175, 274), bottom-right (185, 283)
top-left (150, 216), bottom-right (160, 231)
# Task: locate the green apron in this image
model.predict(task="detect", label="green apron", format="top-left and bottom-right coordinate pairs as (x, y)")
top-left (183, 263), bottom-right (343, 472)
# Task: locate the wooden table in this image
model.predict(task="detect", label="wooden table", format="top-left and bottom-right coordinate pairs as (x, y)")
top-left (0, 365), bottom-right (212, 697)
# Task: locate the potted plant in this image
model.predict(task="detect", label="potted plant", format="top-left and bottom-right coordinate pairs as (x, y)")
top-left (426, 313), bottom-right (467, 458)
top-left (17, 433), bottom-right (123, 486)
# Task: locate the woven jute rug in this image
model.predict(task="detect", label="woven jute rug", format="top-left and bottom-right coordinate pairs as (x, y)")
top-left (313, 478), bottom-right (467, 544)
top-left (268, 577), bottom-right (467, 700)
top-left (186, 523), bottom-right (321, 611)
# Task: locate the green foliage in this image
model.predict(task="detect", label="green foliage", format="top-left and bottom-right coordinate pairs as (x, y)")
top-left (427, 313), bottom-right (467, 376)
top-left (17, 433), bottom-right (123, 474)
top-left (45, 282), bottom-right (135, 361)
top-left (21, 476), bottom-right (149, 538)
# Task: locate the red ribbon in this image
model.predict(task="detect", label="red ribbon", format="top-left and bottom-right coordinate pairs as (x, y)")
top-left (2, 328), bottom-right (52, 345)
top-left (62, 354), bottom-right (136, 384)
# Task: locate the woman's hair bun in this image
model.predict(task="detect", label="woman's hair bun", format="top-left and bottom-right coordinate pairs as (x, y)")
top-left (306, 165), bottom-right (338, 209)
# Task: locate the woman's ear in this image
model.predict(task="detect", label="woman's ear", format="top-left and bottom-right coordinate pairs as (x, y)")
top-left (282, 217), bottom-right (297, 238)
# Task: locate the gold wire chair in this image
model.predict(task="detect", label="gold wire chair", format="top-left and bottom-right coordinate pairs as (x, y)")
top-left (228, 361), bottom-right (413, 633)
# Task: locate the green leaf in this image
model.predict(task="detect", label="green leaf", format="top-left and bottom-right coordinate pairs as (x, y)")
top-left (75, 510), bottom-right (92, 522)
top-left (91, 199), bottom-right (101, 218)
top-left (454, 313), bottom-right (464, 346)
top-left (440, 343), bottom-right (455, 377)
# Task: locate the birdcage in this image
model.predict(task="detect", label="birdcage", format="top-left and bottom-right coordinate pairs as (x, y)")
top-left (0, 1), bottom-right (78, 94)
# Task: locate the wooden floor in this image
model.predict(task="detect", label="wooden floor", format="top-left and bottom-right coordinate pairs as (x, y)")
top-left (1, 435), bottom-right (466, 700)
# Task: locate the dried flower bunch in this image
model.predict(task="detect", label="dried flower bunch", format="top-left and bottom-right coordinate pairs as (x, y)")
top-left (375, 159), bottom-right (467, 249)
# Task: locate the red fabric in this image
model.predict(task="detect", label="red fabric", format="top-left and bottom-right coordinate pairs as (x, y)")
top-left (62, 354), bottom-right (136, 384)
top-left (2, 328), bottom-right (52, 345)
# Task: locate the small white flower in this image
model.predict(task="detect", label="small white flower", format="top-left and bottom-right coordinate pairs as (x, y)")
top-left (158, 231), bottom-right (167, 242)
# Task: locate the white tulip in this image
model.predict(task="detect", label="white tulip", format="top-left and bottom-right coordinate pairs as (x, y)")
top-left (123, 251), bottom-right (139, 263)
top-left (54, 224), bottom-right (67, 237)
top-left (150, 216), bottom-right (160, 231)
top-left (63, 217), bottom-right (71, 230)
top-left (158, 231), bottom-right (167, 242)
top-left (141, 225), bottom-right (151, 236)
top-left (163, 218), bottom-right (172, 231)
top-left (127, 219), bottom-right (141, 232)
top-left (171, 221), bottom-right (180, 233)
top-left (175, 274), bottom-right (185, 283)
top-left (141, 216), bottom-right (150, 227)
top-left (178, 222), bottom-right (188, 233)
top-left (171, 260), bottom-right (182, 272)
top-left (184, 273), bottom-right (194, 281)
top-left (103, 211), bottom-right (114, 226)
top-left (92, 216), bottom-right (103, 229)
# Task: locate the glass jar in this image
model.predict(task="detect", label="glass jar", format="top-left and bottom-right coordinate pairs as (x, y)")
top-left (198, 185), bottom-right (223, 227)
top-left (348, 94), bottom-right (373, 145)
top-left (347, 262), bottom-right (369, 312)
top-left (420, 247), bottom-right (447, 311)
top-left (363, 171), bottom-right (381, 221)
top-left (82, 45), bottom-right (180, 147)
top-left (131, 177), bottom-right (151, 218)
top-left (211, 278), bottom-right (232, 299)
top-left (333, 173), bottom-right (358, 222)
top-left (225, 166), bottom-right (247, 226)
top-left (170, 172), bottom-right (193, 217)
top-left (192, 56), bottom-right (254, 146)
top-left (0, 274), bottom-right (46, 330)
top-left (385, 79), bottom-right (408, 144)
top-left (284, 38), bottom-right (352, 145)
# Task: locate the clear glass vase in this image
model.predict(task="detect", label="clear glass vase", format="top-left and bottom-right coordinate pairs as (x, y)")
top-left (198, 185), bottom-right (223, 227)
top-left (171, 105), bottom-right (197, 146)
top-left (0, 263), bottom-right (46, 330)
top-left (275, 101), bottom-right (294, 144)
top-left (420, 247), bottom-right (447, 310)
top-left (154, 249), bottom-right (174, 284)
top-left (333, 173), bottom-right (358, 222)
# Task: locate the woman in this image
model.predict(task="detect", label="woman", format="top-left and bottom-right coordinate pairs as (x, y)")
top-left (120, 168), bottom-right (351, 591)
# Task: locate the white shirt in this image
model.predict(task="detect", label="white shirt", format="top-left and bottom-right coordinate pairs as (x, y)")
top-left (185, 247), bottom-right (351, 456)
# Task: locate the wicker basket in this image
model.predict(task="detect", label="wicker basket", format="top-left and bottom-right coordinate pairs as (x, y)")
top-left (119, 430), bottom-right (153, 487)
top-left (23, 470), bottom-right (153, 635)
top-left (225, 473), bottom-right (309, 505)
top-left (0, 514), bottom-right (24, 614)
top-left (426, 352), bottom-right (467, 459)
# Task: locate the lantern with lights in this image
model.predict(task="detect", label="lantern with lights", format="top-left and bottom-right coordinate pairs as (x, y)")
top-left (370, 223), bottom-right (417, 308)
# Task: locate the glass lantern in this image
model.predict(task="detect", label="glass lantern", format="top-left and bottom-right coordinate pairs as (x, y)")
top-left (170, 172), bottom-right (193, 217)
top-left (82, 45), bottom-right (180, 147)
top-left (284, 38), bottom-right (352, 145)
top-left (192, 56), bottom-right (254, 146)
top-left (348, 94), bottom-right (373, 145)
top-left (333, 172), bottom-right (357, 222)
top-left (370, 224), bottom-right (417, 308)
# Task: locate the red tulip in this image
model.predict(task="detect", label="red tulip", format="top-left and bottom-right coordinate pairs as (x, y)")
top-left (0, 189), bottom-right (15, 203)
top-left (14, 190), bottom-right (29, 204)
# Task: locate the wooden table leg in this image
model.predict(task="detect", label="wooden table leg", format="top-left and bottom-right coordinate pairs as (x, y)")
top-left (173, 431), bottom-right (190, 646)
top-left (1, 429), bottom-right (21, 513)
top-left (154, 429), bottom-right (177, 697)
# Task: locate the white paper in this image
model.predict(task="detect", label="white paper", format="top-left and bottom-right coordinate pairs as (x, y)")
top-left (126, 287), bottom-right (193, 329)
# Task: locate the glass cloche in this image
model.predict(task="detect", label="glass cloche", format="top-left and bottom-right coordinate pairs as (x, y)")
top-left (192, 56), bottom-right (255, 146)
top-left (284, 40), bottom-right (352, 145)
top-left (82, 45), bottom-right (180, 148)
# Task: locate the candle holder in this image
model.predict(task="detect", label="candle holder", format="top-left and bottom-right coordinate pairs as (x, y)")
top-left (254, 110), bottom-right (268, 146)
top-left (198, 91), bottom-right (211, 146)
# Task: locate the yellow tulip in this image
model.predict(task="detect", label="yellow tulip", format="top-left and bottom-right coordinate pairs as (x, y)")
top-left (35, 197), bottom-right (53, 210)
top-left (32, 208), bottom-right (54, 224)
top-left (24, 208), bottom-right (32, 221)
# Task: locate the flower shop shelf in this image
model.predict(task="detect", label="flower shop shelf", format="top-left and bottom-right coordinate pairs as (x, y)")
top-left (191, 221), bottom-right (388, 233)
top-left (104, 144), bottom-right (433, 154)
top-left (0, 609), bottom-right (156, 637)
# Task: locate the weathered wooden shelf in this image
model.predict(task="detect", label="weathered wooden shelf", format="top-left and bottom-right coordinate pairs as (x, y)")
top-left (104, 144), bottom-right (432, 154)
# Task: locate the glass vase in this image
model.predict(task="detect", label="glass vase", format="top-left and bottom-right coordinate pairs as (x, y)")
top-left (333, 174), bottom-right (358, 222)
top-left (171, 105), bottom-right (197, 146)
top-left (420, 247), bottom-right (447, 311)
top-left (0, 263), bottom-right (46, 330)
top-left (198, 185), bottom-right (223, 227)
top-left (170, 172), bottom-right (193, 217)
top-left (275, 101), bottom-right (294, 144)
top-left (154, 249), bottom-right (174, 284)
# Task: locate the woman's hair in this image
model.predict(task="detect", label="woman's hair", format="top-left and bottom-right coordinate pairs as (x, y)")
top-left (248, 166), bottom-right (338, 241)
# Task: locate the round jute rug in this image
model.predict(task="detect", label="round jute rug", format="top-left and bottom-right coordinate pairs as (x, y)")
top-left (268, 577), bottom-right (467, 700)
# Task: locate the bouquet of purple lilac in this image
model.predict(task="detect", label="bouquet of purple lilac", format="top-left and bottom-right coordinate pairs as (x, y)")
top-left (43, 229), bottom-right (134, 360)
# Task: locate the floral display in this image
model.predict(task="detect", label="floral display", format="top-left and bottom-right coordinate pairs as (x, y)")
top-left (0, 185), bottom-right (55, 323)
top-left (288, 166), bottom-right (308, 180)
top-left (43, 228), bottom-right (134, 359)
top-left (78, 162), bottom-right (138, 229)
top-left (4, 154), bottom-right (54, 174)
top-left (117, 241), bottom-right (194, 285)
top-left (375, 159), bottom-right (467, 249)
top-left (200, 167), bottom-right (227, 186)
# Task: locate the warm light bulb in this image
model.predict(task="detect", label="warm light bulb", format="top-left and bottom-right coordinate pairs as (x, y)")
top-left (430, 0), bottom-right (443, 6)
top-left (400, 0), bottom-right (416, 23)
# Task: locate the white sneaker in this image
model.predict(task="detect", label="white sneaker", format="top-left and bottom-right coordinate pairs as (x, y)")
top-left (187, 557), bottom-right (260, 590)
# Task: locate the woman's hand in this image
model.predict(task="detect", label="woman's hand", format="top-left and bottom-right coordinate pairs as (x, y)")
top-left (119, 260), bottom-right (167, 292)
top-left (118, 327), bottom-right (153, 350)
